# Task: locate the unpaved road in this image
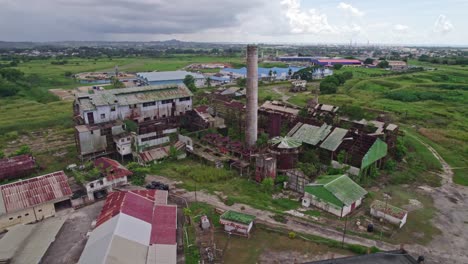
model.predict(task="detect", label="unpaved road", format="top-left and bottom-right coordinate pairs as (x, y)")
top-left (405, 135), bottom-right (468, 264)
top-left (42, 201), bottom-right (105, 264)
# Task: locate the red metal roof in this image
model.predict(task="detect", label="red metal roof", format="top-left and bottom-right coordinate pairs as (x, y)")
top-left (194, 105), bottom-right (209, 114)
top-left (0, 155), bottom-right (36, 181)
top-left (95, 190), bottom-right (176, 245)
top-left (150, 205), bottom-right (177, 245)
top-left (0, 171), bottom-right (72, 213)
top-left (94, 157), bottom-right (133, 181)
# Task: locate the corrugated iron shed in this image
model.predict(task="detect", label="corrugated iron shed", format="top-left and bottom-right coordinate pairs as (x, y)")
top-left (320, 128), bottom-right (348, 151)
top-left (290, 123), bottom-right (332, 146)
top-left (94, 157), bottom-right (132, 181)
top-left (0, 155), bottom-right (36, 181)
top-left (76, 84), bottom-right (193, 111)
top-left (0, 171), bottom-right (72, 214)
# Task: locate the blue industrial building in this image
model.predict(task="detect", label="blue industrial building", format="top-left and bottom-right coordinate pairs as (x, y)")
top-left (137, 71), bottom-right (205, 87)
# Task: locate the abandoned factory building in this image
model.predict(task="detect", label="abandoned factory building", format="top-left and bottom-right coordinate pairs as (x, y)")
top-left (73, 84), bottom-right (193, 159)
top-left (0, 171), bottom-right (72, 231)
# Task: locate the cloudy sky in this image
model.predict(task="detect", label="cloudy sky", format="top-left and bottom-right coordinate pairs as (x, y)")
top-left (1, 0), bottom-right (467, 45)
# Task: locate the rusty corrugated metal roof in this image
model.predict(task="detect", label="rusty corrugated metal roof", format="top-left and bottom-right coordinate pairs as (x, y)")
top-left (0, 171), bottom-right (72, 213)
top-left (94, 157), bottom-right (132, 181)
top-left (0, 155), bottom-right (36, 181)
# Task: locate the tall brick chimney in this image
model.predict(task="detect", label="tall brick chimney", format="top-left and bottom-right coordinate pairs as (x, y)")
top-left (245, 45), bottom-right (258, 147)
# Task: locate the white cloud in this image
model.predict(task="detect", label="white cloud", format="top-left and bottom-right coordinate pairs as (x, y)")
top-left (281, 0), bottom-right (334, 34)
top-left (337, 2), bottom-right (364, 17)
top-left (393, 24), bottom-right (409, 33)
top-left (433, 15), bottom-right (454, 34)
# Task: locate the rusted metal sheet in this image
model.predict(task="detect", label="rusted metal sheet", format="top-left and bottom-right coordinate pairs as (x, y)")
top-left (0, 171), bottom-right (72, 213)
top-left (0, 155), bottom-right (36, 181)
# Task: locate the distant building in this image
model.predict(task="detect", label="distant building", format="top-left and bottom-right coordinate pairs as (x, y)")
top-left (0, 171), bottom-right (72, 231)
top-left (137, 71), bottom-right (205, 87)
top-left (73, 85), bottom-right (193, 159)
top-left (219, 210), bottom-right (255, 237)
top-left (291, 80), bottom-right (307, 92)
top-left (302, 175), bottom-right (367, 217)
top-left (78, 190), bottom-right (177, 264)
top-left (388, 60), bottom-right (408, 71)
top-left (0, 155), bottom-right (37, 181)
top-left (313, 59), bottom-right (362, 67)
top-left (220, 67), bottom-right (303, 80)
top-left (277, 57), bottom-right (362, 67)
top-left (370, 200), bottom-right (408, 228)
top-left (311, 68), bottom-right (334, 79)
top-left (85, 158), bottom-right (132, 201)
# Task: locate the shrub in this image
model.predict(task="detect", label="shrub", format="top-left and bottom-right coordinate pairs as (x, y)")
top-left (320, 81), bottom-right (337, 94)
top-left (224, 197), bottom-right (235, 206)
top-left (384, 159), bottom-right (397, 171)
top-left (271, 214), bottom-right (287, 223)
top-left (347, 244), bottom-right (368, 254)
top-left (13, 145), bottom-right (31, 156)
top-left (261, 178), bottom-right (275, 193)
top-left (288, 231), bottom-right (297, 239)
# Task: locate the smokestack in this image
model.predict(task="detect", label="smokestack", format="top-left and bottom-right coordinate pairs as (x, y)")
top-left (246, 45), bottom-right (258, 147)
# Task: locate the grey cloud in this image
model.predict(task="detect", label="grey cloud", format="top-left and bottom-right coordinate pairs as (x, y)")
top-left (0, 0), bottom-right (266, 40)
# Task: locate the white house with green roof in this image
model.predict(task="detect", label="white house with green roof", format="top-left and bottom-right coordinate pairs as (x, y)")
top-left (219, 210), bottom-right (256, 237)
top-left (302, 175), bottom-right (367, 217)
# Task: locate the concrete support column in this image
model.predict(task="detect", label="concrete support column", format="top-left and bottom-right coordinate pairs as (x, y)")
top-left (246, 45), bottom-right (258, 147)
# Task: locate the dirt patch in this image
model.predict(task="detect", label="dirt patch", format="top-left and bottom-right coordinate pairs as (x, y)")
top-left (258, 250), bottom-right (348, 264)
top-left (49, 89), bottom-right (75, 101)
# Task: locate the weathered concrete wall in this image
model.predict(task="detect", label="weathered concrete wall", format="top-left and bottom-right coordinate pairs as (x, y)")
top-left (246, 45), bottom-right (258, 147)
top-left (0, 202), bottom-right (56, 231)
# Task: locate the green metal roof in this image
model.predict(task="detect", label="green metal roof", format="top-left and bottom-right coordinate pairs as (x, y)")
top-left (269, 136), bottom-right (302, 149)
top-left (304, 185), bottom-right (343, 208)
top-left (320, 127), bottom-right (348, 151)
top-left (77, 84), bottom-right (193, 111)
top-left (361, 138), bottom-right (388, 169)
top-left (220, 210), bottom-right (256, 225)
top-left (290, 124), bottom-right (332, 146)
top-left (305, 175), bottom-right (367, 207)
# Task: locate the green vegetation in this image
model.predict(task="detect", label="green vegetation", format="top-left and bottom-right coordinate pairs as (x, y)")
top-left (149, 159), bottom-right (299, 212)
top-left (183, 74), bottom-right (197, 92)
top-left (299, 63), bottom-right (466, 185)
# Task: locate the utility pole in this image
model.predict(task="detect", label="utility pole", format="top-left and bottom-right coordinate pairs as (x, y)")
top-left (341, 205), bottom-right (348, 248)
top-left (380, 193), bottom-right (390, 240)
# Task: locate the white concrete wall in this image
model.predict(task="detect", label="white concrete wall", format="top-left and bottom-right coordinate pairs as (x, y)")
top-left (302, 193), bottom-right (362, 217)
top-left (86, 176), bottom-right (128, 201)
top-left (370, 208), bottom-right (407, 228)
top-left (83, 98), bottom-right (192, 125)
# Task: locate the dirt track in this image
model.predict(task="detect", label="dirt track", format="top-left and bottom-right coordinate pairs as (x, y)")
top-left (405, 135), bottom-right (468, 263)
